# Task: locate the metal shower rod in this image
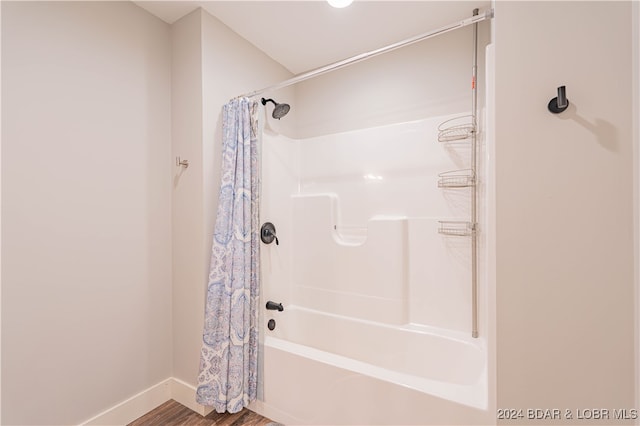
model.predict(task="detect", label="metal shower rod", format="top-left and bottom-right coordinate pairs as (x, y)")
top-left (241, 8), bottom-right (493, 98)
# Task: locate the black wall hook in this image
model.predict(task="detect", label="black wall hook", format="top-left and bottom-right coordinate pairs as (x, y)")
top-left (548, 86), bottom-right (569, 114)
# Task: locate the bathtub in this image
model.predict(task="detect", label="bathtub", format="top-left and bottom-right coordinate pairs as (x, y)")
top-left (257, 306), bottom-right (490, 425)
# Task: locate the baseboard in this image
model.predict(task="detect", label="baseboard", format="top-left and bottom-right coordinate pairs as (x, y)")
top-left (170, 377), bottom-right (214, 417)
top-left (80, 377), bottom-right (213, 425)
top-left (80, 379), bottom-right (172, 425)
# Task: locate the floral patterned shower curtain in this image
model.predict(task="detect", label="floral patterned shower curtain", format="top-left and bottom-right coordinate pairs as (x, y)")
top-left (196, 97), bottom-right (260, 413)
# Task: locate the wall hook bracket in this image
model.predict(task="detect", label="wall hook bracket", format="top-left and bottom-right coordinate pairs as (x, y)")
top-left (548, 85), bottom-right (569, 114)
top-left (176, 157), bottom-right (189, 168)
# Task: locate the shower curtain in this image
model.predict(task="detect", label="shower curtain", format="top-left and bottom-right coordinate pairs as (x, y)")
top-left (196, 97), bottom-right (260, 413)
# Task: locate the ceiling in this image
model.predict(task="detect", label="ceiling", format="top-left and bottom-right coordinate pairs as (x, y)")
top-left (134, 1), bottom-right (490, 74)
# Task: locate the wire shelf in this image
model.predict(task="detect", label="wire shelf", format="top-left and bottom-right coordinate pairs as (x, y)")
top-left (437, 115), bottom-right (476, 142)
top-left (438, 221), bottom-right (475, 236)
top-left (438, 169), bottom-right (475, 188)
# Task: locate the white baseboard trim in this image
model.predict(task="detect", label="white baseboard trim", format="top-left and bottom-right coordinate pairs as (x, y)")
top-left (80, 379), bottom-right (172, 425)
top-left (80, 378), bottom-right (213, 425)
top-left (170, 377), bottom-right (214, 417)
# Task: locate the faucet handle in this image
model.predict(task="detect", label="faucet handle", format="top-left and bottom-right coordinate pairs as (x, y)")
top-left (261, 222), bottom-right (279, 245)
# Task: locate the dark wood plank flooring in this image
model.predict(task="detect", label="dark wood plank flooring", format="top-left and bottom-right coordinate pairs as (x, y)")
top-left (128, 399), bottom-right (276, 426)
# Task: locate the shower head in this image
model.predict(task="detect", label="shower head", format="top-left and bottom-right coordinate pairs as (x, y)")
top-left (261, 98), bottom-right (290, 120)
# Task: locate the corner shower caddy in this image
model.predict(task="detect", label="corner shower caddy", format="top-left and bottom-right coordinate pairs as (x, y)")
top-left (437, 9), bottom-right (480, 339)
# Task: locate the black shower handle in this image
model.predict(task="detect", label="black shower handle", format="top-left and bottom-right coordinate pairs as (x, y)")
top-left (265, 229), bottom-right (279, 245)
top-left (261, 222), bottom-right (279, 245)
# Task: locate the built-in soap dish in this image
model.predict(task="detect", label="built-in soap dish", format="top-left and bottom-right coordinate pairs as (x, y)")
top-left (333, 225), bottom-right (367, 245)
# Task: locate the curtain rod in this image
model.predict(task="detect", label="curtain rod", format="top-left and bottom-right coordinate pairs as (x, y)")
top-left (240, 8), bottom-right (493, 99)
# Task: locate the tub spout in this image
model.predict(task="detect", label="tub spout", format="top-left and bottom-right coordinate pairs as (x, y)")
top-left (266, 301), bottom-right (284, 312)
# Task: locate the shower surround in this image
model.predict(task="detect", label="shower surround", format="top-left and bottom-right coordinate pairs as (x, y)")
top-left (256, 113), bottom-right (491, 424)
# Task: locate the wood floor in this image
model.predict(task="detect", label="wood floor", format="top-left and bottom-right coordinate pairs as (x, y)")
top-left (128, 400), bottom-right (277, 426)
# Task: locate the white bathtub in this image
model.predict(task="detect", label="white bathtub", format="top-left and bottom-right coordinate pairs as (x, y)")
top-left (256, 306), bottom-right (490, 425)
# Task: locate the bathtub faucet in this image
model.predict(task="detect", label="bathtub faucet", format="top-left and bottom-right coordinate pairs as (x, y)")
top-left (266, 301), bottom-right (284, 312)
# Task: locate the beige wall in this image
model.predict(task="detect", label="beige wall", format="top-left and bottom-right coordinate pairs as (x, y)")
top-left (1, 2), bottom-right (173, 425)
top-left (171, 8), bottom-right (293, 387)
top-left (494, 2), bottom-right (635, 422)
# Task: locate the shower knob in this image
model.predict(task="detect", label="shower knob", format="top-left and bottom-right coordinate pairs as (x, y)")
top-left (261, 222), bottom-right (279, 245)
